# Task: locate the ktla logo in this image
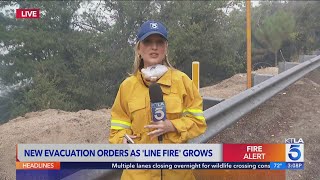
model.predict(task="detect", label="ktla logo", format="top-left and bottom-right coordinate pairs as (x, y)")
top-left (16, 9), bottom-right (40, 19)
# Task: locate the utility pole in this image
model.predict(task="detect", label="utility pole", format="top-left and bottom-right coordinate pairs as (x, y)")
top-left (246, 0), bottom-right (252, 88)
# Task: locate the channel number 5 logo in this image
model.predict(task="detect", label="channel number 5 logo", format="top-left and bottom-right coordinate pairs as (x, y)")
top-left (154, 107), bottom-right (165, 120)
top-left (286, 143), bottom-right (304, 162)
top-left (151, 102), bottom-right (166, 121)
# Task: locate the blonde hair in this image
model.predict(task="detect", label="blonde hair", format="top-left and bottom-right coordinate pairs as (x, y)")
top-left (131, 41), bottom-right (174, 75)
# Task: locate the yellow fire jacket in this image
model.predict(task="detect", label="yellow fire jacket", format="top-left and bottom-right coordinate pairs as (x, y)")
top-left (109, 68), bottom-right (207, 180)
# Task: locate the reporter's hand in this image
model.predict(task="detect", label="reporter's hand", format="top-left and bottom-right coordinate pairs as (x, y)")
top-left (144, 120), bottom-right (177, 140)
top-left (122, 135), bottom-right (137, 144)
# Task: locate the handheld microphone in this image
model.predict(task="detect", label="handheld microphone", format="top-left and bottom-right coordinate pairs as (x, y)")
top-left (149, 83), bottom-right (166, 142)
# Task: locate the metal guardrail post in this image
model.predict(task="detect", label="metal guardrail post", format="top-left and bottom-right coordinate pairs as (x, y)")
top-left (192, 61), bottom-right (200, 90)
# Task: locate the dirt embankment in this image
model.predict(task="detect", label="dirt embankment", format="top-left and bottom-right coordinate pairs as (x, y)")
top-left (0, 109), bottom-right (110, 180)
top-left (200, 67), bottom-right (278, 99)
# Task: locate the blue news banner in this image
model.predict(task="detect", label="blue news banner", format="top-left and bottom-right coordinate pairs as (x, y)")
top-left (61, 162), bottom-right (270, 169)
top-left (18, 162), bottom-right (304, 170)
top-left (60, 162), bottom-right (304, 170)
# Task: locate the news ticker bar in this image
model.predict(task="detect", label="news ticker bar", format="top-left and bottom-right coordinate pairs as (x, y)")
top-left (16, 162), bottom-right (304, 170)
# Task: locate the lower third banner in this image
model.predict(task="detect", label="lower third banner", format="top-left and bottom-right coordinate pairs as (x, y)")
top-left (17, 162), bottom-right (271, 170)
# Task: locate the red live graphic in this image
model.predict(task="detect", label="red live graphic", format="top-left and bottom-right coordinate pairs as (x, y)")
top-left (16, 9), bottom-right (40, 19)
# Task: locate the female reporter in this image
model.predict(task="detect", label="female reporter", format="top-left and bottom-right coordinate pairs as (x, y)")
top-left (109, 20), bottom-right (207, 180)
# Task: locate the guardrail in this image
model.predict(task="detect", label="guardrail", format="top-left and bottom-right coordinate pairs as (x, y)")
top-left (63, 55), bottom-right (320, 180)
top-left (191, 55), bottom-right (320, 143)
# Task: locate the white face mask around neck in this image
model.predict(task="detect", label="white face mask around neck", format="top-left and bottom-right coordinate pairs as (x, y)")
top-left (141, 64), bottom-right (168, 81)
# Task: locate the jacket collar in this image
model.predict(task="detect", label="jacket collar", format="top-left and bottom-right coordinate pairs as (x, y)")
top-left (157, 68), bottom-right (172, 87)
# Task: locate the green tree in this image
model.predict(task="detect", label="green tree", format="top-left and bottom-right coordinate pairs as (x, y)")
top-left (286, 1), bottom-right (320, 55)
top-left (0, 1), bottom-right (83, 119)
top-left (157, 1), bottom-right (245, 84)
top-left (0, 1), bottom-right (158, 122)
top-left (254, 9), bottom-right (295, 66)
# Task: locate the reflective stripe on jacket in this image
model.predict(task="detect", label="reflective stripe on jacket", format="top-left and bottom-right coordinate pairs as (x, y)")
top-left (109, 68), bottom-right (206, 180)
